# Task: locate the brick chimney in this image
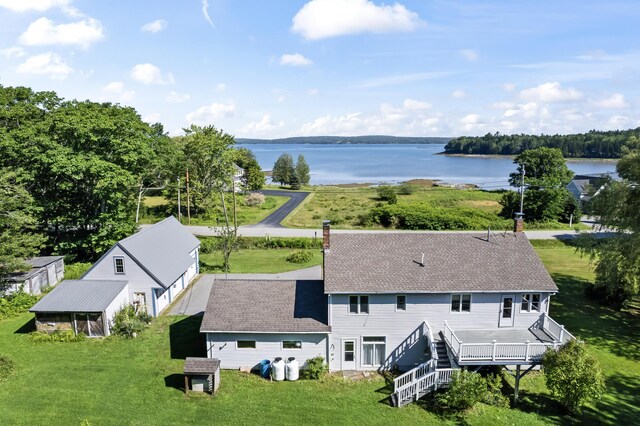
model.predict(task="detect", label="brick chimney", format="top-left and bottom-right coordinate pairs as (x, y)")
top-left (514, 213), bottom-right (524, 233)
top-left (322, 220), bottom-right (331, 251)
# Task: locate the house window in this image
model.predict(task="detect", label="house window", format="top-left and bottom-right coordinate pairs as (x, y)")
top-left (396, 295), bottom-right (406, 311)
top-left (362, 336), bottom-right (386, 366)
top-left (237, 340), bottom-right (256, 349)
top-left (349, 295), bottom-right (369, 314)
top-left (451, 294), bottom-right (471, 312)
top-left (283, 340), bottom-right (302, 350)
top-left (113, 257), bottom-right (125, 274)
top-left (521, 293), bottom-right (541, 312)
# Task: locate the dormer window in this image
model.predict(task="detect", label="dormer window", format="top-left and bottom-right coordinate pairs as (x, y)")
top-left (113, 257), bottom-right (125, 275)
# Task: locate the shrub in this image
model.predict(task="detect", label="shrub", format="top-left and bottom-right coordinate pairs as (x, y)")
top-left (377, 186), bottom-right (398, 204)
top-left (0, 355), bottom-right (16, 381)
top-left (301, 356), bottom-right (327, 380)
top-left (436, 371), bottom-right (508, 412)
top-left (30, 330), bottom-right (86, 343)
top-left (245, 192), bottom-right (265, 207)
top-left (63, 262), bottom-right (92, 280)
top-left (543, 340), bottom-right (606, 413)
top-left (111, 305), bottom-right (152, 338)
top-left (397, 183), bottom-right (415, 195)
top-left (286, 251), bottom-right (313, 264)
top-left (0, 292), bottom-right (40, 320)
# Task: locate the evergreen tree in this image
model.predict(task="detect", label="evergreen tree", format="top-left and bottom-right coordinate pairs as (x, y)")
top-left (295, 154), bottom-right (311, 186)
top-left (272, 153), bottom-right (294, 186)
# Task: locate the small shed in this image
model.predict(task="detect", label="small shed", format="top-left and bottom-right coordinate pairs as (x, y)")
top-left (29, 280), bottom-right (129, 337)
top-left (184, 357), bottom-right (220, 395)
top-left (5, 256), bottom-right (65, 295)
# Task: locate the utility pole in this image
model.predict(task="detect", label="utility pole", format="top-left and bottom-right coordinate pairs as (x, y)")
top-left (186, 168), bottom-right (191, 225)
top-left (232, 179), bottom-right (238, 234)
top-left (518, 163), bottom-right (526, 215)
top-left (177, 177), bottom-right (181, 222)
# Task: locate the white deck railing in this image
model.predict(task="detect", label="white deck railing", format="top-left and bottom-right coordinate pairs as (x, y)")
top-left (395, 368), bottom-right (457, 407)
top-left (393, 322), bottom-right (436, 390)
top-left (541, 312), bottom-right (575, 343)
top-left (443, 321), bottom-right (462, 358)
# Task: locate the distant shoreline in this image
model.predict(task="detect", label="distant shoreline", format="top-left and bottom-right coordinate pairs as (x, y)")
top-left (237, 135), bottom-right (452, 145)
top-left (439, 153), bottom-right (619, 163)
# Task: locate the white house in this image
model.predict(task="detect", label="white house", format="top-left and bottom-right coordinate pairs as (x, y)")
top-left (82, 216), bottom-right (200, 316)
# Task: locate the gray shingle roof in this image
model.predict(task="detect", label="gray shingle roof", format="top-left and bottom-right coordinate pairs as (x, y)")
top-left (27, 256), bottom-right (64, 268)
top-left (184, 357), bottom-right (220, 374)
top-left (29, 280), bottom-right (128, 312)
top-left (118, 216), bottom-right (200, 288)
top-left (324, 233), bottom-right (558, 293)
top-left (200, 280), bottom-right (330, 333)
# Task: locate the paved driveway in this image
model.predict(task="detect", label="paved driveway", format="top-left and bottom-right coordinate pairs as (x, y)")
top-left (252, 190), bottom-right (310, 227)
top-left (169, 266), bottom-right (322, 316)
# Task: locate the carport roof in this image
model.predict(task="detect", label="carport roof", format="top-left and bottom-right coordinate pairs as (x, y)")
top-left (30, 280), bottom-right (128, 313)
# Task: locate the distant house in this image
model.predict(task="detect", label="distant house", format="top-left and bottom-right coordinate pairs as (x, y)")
top-left (82, 216), bottom-right (200, 316)
top-left (566, 174), bottom-right (609, 207)
top-left (5, 256), bottom-right (64, 295)
top-left (200, 221), bottom-right (574, 406)
top-left (232, 164), bottom-right (244, 192)
top-left (29, 280), bottom-right (128, 337)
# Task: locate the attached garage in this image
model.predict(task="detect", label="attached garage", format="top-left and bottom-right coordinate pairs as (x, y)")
top-left (29, 280), bottom-right (129, 337)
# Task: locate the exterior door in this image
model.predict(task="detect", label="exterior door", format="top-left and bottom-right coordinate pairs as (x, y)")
top-left (499, 295), bottom-right (515, 327)
top-left (342, 339), bottom-right (356, 370)
top-left (133, 292), bottom-right (147, 313)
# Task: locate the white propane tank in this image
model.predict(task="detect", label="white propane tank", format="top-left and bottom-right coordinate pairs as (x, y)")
top-left (285, 357), bottom-right (299, 381)
top-left (271, 357), bottom-right (285, 381)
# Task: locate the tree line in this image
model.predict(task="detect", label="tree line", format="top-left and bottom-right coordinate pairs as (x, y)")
top-left (0, 85), bottom-right (264, 274)
top-left (444, 128), bottom-right (640, 158)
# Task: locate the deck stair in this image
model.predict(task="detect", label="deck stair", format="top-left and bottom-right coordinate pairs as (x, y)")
top-left (434, 340), bottom-right (451, 369)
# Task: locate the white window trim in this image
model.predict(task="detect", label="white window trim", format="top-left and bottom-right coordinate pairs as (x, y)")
top-left (236, 340), bottom-right (257, 350)
top-left (450, 293), bottom-right (472, 313)
top-left (520, 293), bottom-right (542, 313)
top-left (395, 294), bottom-right (407, 312)
top-left (281, 340), bottom-right (302, 350)
top-left (348, 295), bottom-right (370, 315)
top-left (361, 336), bottom-right (386, 367)
top-left (113, 256), bottom-right (125, 275)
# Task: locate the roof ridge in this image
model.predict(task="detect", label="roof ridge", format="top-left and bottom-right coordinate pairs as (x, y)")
top-left (118, 216), bottom-right (176, 244)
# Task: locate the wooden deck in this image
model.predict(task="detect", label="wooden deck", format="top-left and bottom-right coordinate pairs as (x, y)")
top-left (454, 328), bottom-right (555, 344)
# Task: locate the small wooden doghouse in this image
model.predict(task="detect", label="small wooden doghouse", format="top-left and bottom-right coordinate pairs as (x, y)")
top-left (184, 357), bottom-right (220, 395)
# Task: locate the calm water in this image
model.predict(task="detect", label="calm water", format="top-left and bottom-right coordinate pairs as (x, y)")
top-left (241, 144), bottom-right (618, 189)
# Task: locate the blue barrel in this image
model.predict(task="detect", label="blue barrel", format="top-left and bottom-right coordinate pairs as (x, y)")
top-left (259, 359), bottom-right (271, 378)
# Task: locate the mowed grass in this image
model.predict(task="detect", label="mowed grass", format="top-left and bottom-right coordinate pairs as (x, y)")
top-left (199, 248), bottom-right (323, 273)
top-left (140, 194), bottom-right (289, 226)
top-left (0, 239), bottom-right (637, 424)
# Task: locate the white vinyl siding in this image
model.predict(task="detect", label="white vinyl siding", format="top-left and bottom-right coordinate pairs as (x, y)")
top-left (206, 333), bottom-right (327, 370)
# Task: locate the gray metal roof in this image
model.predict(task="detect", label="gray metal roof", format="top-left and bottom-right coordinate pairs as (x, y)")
top-left (29, 280), bottom-right (128, 313)
top-left (200, 280), bottom-right (330, 333)
top-left (27, 256), bottom-right (64, 268)
top-left (118, 216), bottom-right (200, 288)
top-left (324, 233), bottom-right (558, 294)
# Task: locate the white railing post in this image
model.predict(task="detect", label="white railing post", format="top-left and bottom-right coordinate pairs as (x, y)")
top-left (559, 325), bottom-right (565, 343)
top-left (525, 340), bottom-right (530, 361)
top-left (492, 340), bottom-right (497, 361)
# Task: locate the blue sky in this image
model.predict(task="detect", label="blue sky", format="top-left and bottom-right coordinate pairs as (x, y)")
top-left (0, 0), bottom-right (638, 138)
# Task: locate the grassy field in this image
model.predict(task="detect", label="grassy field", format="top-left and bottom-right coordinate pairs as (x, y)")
top-left (0, 240), bottom-right (637, 425)
top-left (139, 194), bottom-right (289, 226)
top-left (199, 248), bottom-right (323, 273)
top-left (282, 184), bottom-right (585, 231)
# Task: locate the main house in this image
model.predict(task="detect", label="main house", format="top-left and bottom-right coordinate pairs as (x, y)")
top-left (201, 221), bottom-right (574, 404)
top-left (31, 216), bottom-right (200, 336)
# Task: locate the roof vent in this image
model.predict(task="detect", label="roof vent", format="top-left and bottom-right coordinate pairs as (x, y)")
top-left (413, 252), bottom-right (425, 267)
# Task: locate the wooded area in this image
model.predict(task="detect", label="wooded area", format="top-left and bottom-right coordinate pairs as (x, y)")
top-left (444, 128), bottom-right (640, 158)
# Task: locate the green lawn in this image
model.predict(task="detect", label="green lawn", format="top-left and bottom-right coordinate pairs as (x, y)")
top-left (199, 248), bottom-right (323, 273)
top-left (0, 240), bottom-right (637, 425)
top-left (139, 194), bottom-right (289, 226)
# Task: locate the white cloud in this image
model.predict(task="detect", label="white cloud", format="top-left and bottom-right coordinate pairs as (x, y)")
top-left (19, 17), bottom-right (104, 49)
top-left (186, 102), bottom-right (235, 124)
top-left (291, 0), bottom-right (422, 40)
top-left (279, 53), bottom-right (313, 66)
top-left (503, 83), bottom-right (516, 92)
top-left (462, 114), bottom-right (481, 125)
top-left (130, 63), bottom-right (175, 85)
top-left (143, 113), bottom-right (161, 123)
top-left (491, 101), bottom-right (515, 110)
top-left (141, 19), bottom-right (167, 33)
top-left (102, 81), bottom-right (135, 101)
top-left (460, 49), bottom-right (478, 61)
top-left (590, 93), bottom-right (629, 109)
top-left (216, 83), bottom-right (226, 92)
top-left (241, 115), bottom-right (284, 136)
top-left (201, 0), bottom-right (214, 27)
top-left (452, 89), bottom-right (466, 98)
top-left (16, 52), bottom-right (73, 80)
top-left (519, 82), bottom-right (583, 103)
top-left (403, 98), bottom-right (431, 110)
top-left (0, 46), bottom-right (26, 58)
top-left (0, 0), bottom-right (70, 12)
top-left (166, 91), bottom-right (190, 103)
top-left (359, 71), bottom-right (456, 88)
